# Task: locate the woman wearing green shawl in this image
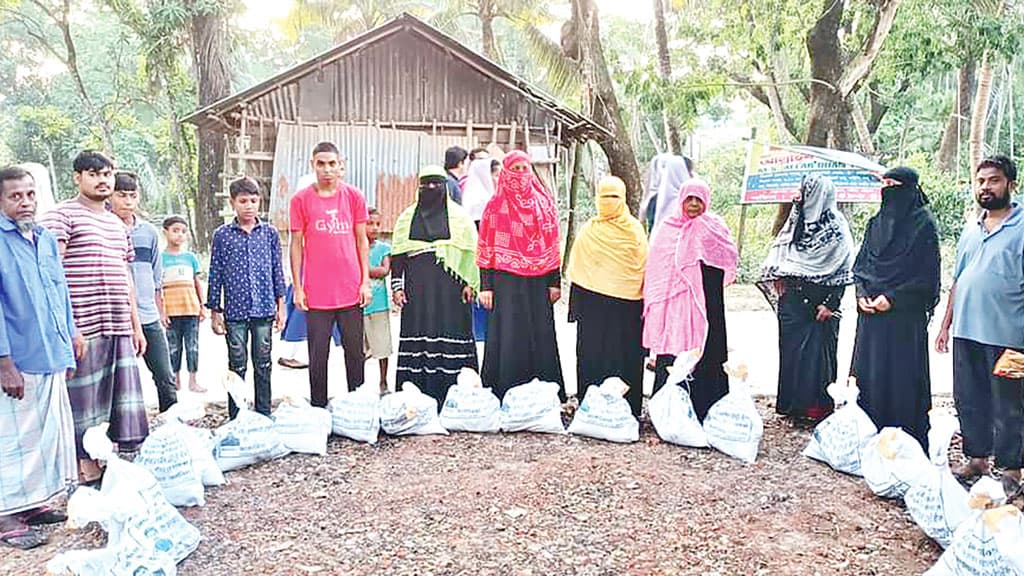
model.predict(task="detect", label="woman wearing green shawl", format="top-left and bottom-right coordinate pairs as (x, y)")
top-left (390, 166), bottom-right (481, 406)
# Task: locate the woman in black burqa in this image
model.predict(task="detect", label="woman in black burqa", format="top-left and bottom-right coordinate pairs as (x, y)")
top-left (851, 167), bottom-right (941, 451)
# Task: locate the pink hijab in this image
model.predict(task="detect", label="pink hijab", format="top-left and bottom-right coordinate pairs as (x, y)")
top-left (643, 179), bottom-right (738, 356)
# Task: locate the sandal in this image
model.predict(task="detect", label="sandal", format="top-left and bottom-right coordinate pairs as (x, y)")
top-left (0, 527), bottom-right (48, 550)
top-left (1001, 474), bottom-right (1024, 499)
top-left (953, 460), bottom-right (990, 483)
top-left (78, 458), bottom-right (104, 486)
top-left (277, 358), bottom-right (308, 370)
top-left (20, 507), bottom-right (67, 526)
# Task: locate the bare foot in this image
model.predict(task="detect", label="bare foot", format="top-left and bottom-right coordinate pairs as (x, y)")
top-left (189, 374), bottom-right (207, 393)
top-left (175, 374), bottom-right (182, 391)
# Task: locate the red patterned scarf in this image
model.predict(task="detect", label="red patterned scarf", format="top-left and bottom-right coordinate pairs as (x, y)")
top-left (476, 151), bottom-right (561, 276)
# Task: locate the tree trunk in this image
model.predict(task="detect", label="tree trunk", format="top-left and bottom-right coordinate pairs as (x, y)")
top-left (479, 0), bottom-right (498, 62)
top-left (970, 56), bottom-right (996, 174)
top-left (190, 8), bottom-right (233, 249)
top-left (562, 142), bottom-right (586, 274)
top-left (567, 0), bottom-right (644, 216)
top-left (937, 60), bottom-right (976, 172)
top-left (773, 0), bottom-right (845, 235)
top-left (652, 0), bottom-right (681, 154)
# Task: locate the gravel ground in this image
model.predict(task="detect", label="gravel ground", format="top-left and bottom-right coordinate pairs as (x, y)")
top-left (8, 397), bottom-right (1009, 576)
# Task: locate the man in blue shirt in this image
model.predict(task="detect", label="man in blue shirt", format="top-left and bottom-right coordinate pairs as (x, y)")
top-left (0, 166), bottom-right (78, 549)
top-left (937, 155), bottom-right (1024, 497)
top-left (207, 177), bottom-right (286, 418)
top-left (111, 172), bottom-right (177, 412)
top-left (444, 146), bottom-right (467, 204)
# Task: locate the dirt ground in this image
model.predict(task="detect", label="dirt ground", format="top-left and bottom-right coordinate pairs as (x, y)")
top-left (4, 397), bottom-right (993, 576)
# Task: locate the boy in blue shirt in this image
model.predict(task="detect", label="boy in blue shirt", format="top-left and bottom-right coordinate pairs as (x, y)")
top-left (207, 177), bottom-right (286, 418)
top-left (364, 208), bottom-right (392, 393)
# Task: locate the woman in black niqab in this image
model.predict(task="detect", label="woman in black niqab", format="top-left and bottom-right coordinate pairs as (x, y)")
top-left (851, 166), bottom-right (941, 451)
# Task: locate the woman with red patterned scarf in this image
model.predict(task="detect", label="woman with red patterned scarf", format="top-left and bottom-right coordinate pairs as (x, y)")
top-left (476, 151), bottom-right (564, 401)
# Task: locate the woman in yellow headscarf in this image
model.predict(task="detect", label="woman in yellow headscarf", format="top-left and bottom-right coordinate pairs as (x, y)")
top-left (567, 175), bottom-right (649, 417)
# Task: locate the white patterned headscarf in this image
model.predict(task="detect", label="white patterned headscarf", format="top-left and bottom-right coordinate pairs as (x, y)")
top-left (759, 174), bottom-right (854, 287)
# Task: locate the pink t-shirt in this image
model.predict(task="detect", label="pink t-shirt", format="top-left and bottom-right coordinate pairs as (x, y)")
top-left (290, 183), bottom-right (368, 309)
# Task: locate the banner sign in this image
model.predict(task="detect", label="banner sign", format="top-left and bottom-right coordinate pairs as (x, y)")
top-left (741, 142), bottom-right (887, 204)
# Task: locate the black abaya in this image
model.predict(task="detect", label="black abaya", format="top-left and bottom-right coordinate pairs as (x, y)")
top-left (775, 280), bottom-right (844, 418)
top-left (852, 307), bottom-right (932, 451)
top-left (568, 283), bottom-right (644, 417)
top-left (652, 264), bottom-right (729, 422)
top-left (851, 169), bottom-right (940, 451)
top-left (481, 268), bottom-right (563, 401)
top-left (393, 251), bottom-right (478, 406)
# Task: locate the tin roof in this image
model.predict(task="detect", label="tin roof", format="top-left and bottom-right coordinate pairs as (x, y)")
top-left (182, 13), bottom-right (608, 141)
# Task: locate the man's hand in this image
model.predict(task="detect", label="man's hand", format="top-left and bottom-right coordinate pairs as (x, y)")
top-left (73, 334), bottom-right (87, 360)
top-left (274, 304), bottom-right (286, 332)
top-left (479, 290), bottom-right (494, 310)
top-left (211, 311), bottom-right (226, 336)
top-left (393, 290), bottom-right (407, 308)
top-left (815, 305), bottom-right (834, 322)
top-left (871, 295), bottom-right (892, 313)
top-left (935, 328), bottom-right (950, 354)
top-left (461, 285), bottom-right (475, 305)
top-left (132, 327), bottom-right (148, 357)
top-left (294, 285), bottom-right (308, 311)
top-left (857, 297), bottom-right (875, 314)
top-left (198, 308), bottom-right (207, 322)
top-left (359, 282), bottom-right (373, 308)
top-left (548, 287), bottom-right (561, 304)
top-left (1, 357), bottom-right (24, 400)
top-left (160, 313), bottom-right (171, 329)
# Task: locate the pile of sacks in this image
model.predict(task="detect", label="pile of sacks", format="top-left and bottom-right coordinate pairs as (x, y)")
top-left (800, 379), bottom-right (1024, 574)
top-left (647, 350), bottom-right (764, 464)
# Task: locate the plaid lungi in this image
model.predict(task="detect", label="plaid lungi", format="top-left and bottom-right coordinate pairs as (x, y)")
top-left (66, 335), bottom-right (149, 458)
top-left (0, 372), bottom-right (77, 515)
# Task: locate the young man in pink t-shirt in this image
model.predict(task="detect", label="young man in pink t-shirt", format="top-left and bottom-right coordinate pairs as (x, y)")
top-left (290, 142), bottom-right (371, 407)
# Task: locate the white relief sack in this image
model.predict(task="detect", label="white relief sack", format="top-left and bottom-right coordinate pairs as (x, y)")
top-left (328, 382), bottom-right (382, 444)
top-left (703, 361), bottom-right (763, 464)
top-left (212, 373), bottom-right (289, 472)
top-left (272, 396), bottom-right (332, 455)
top-left (648, 349), bottom-right (709, 448)
top-left (379, 382), bottom-right (449, 436)
top-left (567, 377), bottom-right (640, 443)
top-left (925, 478), bottom-right (1020, 576)
top-left (439, 368), bottom-right (502, 433)
top-left (499, 379), bottom-right (566, 434)
top-left (46, 424), bottom-right (201, 576)
top-left (904, 409), bottom-right (972, 548)
top-left (802, 379), bottom-right (878, 476)
top-left (859, 427), bottom-right (932, 499)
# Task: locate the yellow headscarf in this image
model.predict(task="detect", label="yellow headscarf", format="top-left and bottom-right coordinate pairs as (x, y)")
top-left (567, 176), bottom-right (649, 300)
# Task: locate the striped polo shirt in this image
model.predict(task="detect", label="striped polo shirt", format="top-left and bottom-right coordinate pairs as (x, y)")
top-left (41, 198), bottom-right (135, 338)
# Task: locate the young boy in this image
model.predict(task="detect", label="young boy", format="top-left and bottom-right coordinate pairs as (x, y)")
top-left (364, 208), bottom-right (392, 393)
top-left (161, 215), bottom-right (206, 393)
top-left (207, 177), bottom-right (286, 418)
top-left (110, 171), bottom-right (178, 412)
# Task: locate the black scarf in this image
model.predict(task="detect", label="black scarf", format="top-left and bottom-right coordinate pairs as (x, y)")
top-left (852, 167), bottom-right (940, 312)
top-left (409, 175), bottom-right (451, 242)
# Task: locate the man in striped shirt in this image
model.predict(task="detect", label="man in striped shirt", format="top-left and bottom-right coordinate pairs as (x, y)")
top-left (40, 150), bottom-right (149, 483)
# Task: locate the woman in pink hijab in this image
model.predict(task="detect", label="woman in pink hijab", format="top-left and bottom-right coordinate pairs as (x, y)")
top-left (643, 178), bottom-right (739, 421)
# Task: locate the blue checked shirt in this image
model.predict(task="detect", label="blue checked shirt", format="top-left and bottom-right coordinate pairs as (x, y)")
top-left (0, 216), bottom-right (77, 374)
top-left (206, 218), bottom-right (286, 321)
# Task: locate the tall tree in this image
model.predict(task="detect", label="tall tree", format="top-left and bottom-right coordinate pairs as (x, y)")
top-left (2, 0), bottom-right (117, 151)
top-left (937, 60), bottom-right (976, 172)
top-left (190, 0), bottom-right (233, 247)
top-left (562, 0), bottom-right (643, 215)
top-left (652, 0), bottom-right (682, 154)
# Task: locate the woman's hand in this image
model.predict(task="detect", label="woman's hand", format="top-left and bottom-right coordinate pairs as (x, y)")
top-left (548, 287), bottom-right (561, 304)
top-left (478, 290), bottom-right (494, 310)
top-left (392, 290), bottom-right (407, 308)
top-left (815, 305), bottom-right (834, 322)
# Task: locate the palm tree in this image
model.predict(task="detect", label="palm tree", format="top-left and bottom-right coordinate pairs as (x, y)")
top-left (969, 0), bottom-right (1008, 173)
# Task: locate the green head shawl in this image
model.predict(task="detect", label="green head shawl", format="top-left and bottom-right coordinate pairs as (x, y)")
top-left (392, 166), bottom-right (480, 291)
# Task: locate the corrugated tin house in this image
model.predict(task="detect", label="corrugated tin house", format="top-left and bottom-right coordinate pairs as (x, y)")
top-left (182, 12), bottom-right (607, 235)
